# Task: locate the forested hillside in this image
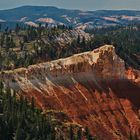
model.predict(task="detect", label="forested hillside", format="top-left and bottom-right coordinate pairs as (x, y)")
top-left (0, 24), bottom-right (91, 70)
top-left (0, 23), bottom-right (140, 71)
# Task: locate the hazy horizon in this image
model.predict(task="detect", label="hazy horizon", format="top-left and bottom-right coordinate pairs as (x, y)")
top-left (0, 0), bottom-right (140, 11)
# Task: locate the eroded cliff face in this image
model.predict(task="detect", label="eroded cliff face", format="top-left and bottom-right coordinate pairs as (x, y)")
top-left (1, 45), bottom-right (140, 140)
top-left (126, 68), bottom-right (140, 84)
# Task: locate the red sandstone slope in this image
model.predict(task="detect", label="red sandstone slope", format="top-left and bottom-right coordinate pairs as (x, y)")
top-left (1, 45), bottom-right (140, 140)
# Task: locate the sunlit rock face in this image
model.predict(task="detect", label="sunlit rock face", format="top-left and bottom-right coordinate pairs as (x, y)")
top-left (1, 45), bottom-right (126, 86)
top-left (1, 45), bottom-right (140, 140)
top-left (126, 68), bottom-right (140, 84)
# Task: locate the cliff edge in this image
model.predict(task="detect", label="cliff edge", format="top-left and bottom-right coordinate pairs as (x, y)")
top-left (1, 45), bottom-right (140, 140)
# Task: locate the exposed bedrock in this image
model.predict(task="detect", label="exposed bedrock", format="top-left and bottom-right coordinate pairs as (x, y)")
top-left (1, 45), bottom-right (140, 140)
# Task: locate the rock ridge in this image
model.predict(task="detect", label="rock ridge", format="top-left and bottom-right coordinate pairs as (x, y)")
top-left (1, 45), bottom-right (140, 140)
top-left (1, 45), bottom-right (126, 87)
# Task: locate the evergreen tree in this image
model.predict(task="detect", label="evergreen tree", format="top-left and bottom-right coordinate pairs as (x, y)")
top-left (0, 24), bottom-right (1, 31)
top-left (85, 127), bottom-right (93, 140)
top-left (77, 35), bottom-right (81, 44)
top-left (15, 23), bottom-right (20, 33)
top-left (76, 127), bottom-right (82, 140)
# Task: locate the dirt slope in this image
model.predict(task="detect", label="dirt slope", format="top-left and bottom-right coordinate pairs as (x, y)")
top-left (1, 45), bottom-right (140, 140)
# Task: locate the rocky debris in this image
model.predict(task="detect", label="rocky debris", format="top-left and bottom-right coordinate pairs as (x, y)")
top-left (1, 45), bottom-right (140, 140)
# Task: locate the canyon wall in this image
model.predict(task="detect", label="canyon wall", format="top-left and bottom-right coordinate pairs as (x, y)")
top-left (1, 45), bottom-right (140, 140)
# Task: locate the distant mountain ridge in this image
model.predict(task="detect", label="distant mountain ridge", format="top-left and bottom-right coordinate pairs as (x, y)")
top-left (0, 6), bottom-right (140, 29)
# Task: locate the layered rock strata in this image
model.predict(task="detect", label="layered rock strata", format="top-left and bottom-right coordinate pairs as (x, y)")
top-left (1, 45), bottom-right (140, 140)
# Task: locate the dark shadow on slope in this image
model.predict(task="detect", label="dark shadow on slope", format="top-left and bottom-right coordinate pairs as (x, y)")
top-left (108, 80), bottom-right (140, 108)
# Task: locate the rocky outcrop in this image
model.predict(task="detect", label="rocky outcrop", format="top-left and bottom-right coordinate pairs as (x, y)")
top-left (1, 45), bottom-right (140, 140)
top-left (1, 45), bottom-right (125, 85)
top-left (42, 29), bottom-right (92, 46)
top-left (126, 67), bottom-right (140, 84)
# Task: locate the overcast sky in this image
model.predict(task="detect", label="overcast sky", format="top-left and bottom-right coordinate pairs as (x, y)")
top-left (0, 0), bottom-right (140, 11)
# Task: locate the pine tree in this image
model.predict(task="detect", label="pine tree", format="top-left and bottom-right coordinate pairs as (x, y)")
top-left (129, 131), bottom-right (133, 140)
top-left (69, 125), bottom-right (74, 140)
top-left (134, 132), bottom-right (138, 140)
top-left (77, 35), bottom-right (81, 44)
top-left (85, 127), bottom-right (93, 140)
top-left (31, 97), bottom-right (35, 112)
top-left (82, 36), bottom-right (86, 47)
top-left (15, 122), bottom-right (23, 140)
top-left (76, 127), bottom-right (82, 140)
top-left (0, 33), bottom-right (5, 47)
top-left (15, 23), bottom-right (20, 33)
top-left (0, 23), bottom-right (1, 31)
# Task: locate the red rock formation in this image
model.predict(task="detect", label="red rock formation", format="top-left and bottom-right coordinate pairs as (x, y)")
top-left (1, 45), bottom-right (140, 140)
top-left (126, 67), bottom-right (136, 80)
top-left (126, 67), bottom-right (140, 84)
